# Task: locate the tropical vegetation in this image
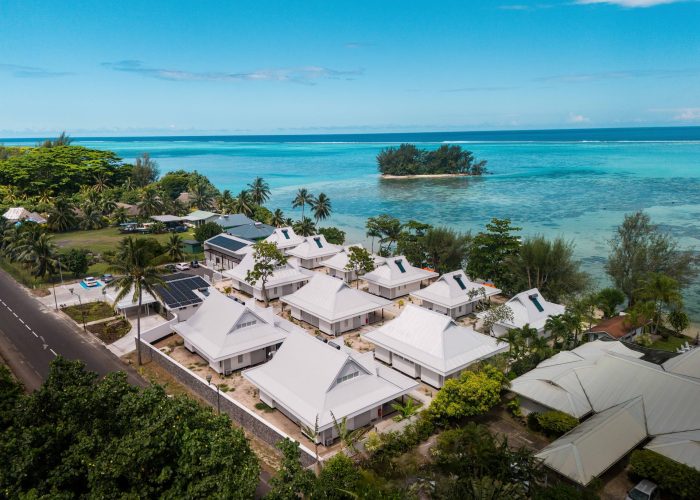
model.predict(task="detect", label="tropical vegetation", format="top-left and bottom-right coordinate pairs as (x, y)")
top-left (377, 144), bottom-right (488, 176)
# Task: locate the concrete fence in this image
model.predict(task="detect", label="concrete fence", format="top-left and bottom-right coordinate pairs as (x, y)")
top-left (138, 338), bottom-right (317, 466)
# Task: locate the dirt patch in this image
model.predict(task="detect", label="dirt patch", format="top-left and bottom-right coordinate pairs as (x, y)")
top-left (88, 319), bottom-right (131, 343)
top-left (31, 288), bottom-right (50, 297)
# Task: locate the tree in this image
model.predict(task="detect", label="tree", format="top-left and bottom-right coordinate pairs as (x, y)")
top-left (106, 237), bottom-right (164, 365)
top-left (318, 226), bottom-right (345, 245)
top-left (194, 222), bottom-right (223, 243)
top-left (467, 218), bottom-right (521, 291)
top-left (0, 358), bottom-right (260, 498)
top-left (79, 204), bottom-right (107, 230)
top-left (138, 186), bottom-right (163, 217)
top-left (345, 246), bottom-right (375, 287)
top-left (293, 217), bottom-right (316, 237)
top-left (267, 438), bottom-right (316, 499)
top-left (246, 240), bottom-right (287, 306)
top-left (232, 189), bottom-right (254, 217)
top-left (47, 198), bottom-right (78, 232)
top-left (0, 365), bottom-right (22, 428)
top-left (165, 233), bottom-right (184, 262)
top-left (668, 308), bottom-right (690, 336)
top-left (292, 187), bottom-right (313, 218)
top-left (189, 179), bottom-right (217, 211)
top-left (331, 412), bottom-right (368, 455)
top-left (366, 214), bottom-right (402, 255)
top-left (311, 192), bottom-right (332, 222)
top-left (17, 231), bottom-right (58, 279)
top-left (248, 176), bottom-right (270, 205)
top-left (131, 152), bottom-right (159, 187)
top-left (595, 287), bottom-right (626, 318)
top-left (637, 272), bottom-right (683, 334)
top-left (606, 211), bottom-right (698, 304)
top-left (391, 398), bottom-right (419, 421)
top-left (422, 226), bottom-right (471, 274)
top-left (315, 453), bottom-right (361, 499)
top-left (271, 208), bottom-right (286, 227)
top-left (376, 144), bottom-right (487, 176)
top-left (217, 189), bottom-right (236, 213)
top-left (158, 170), bottom-right (192, 199)
top-left (62, 248), bottom-right (89, 277)
top-left (365, 218), bottom-right (382, 254)
top-left (544, 315), bottom-right (570, 349)
top-left (508, 236), bottom-right (590, 303)
top-left (40, 131), bottom-right (72, 147)
top-left (481, 304), bottom-right (514, 336)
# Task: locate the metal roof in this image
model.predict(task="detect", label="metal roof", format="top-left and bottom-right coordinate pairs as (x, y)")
top-left (205, 234), bottom-right (252, 254)
top-left (411, 270), bottom-right (501, 308)
top-left (363, 255), bottom-right (438, 287)
top-left (154, 273), bottom-right (210, 310)
top-left (227, 222), bottom-right (276, 241)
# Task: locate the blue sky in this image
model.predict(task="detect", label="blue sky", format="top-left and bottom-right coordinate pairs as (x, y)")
top-left (1, 0), bottom-right (699, 136)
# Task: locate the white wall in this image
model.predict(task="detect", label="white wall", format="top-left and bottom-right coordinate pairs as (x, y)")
top-left (374, 346), bottom-right (392, 364)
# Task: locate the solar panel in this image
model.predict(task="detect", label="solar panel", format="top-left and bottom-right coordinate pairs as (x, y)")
top-left (453, 275), bottom-right (467, 290)
top-left (207, 235), bottom-right (249, 253)
top-left (394, 259), bottom-right (406, 273)
top-left (155, 274), bottom-right (211, 309)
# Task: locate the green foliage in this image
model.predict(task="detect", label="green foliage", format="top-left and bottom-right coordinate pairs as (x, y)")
top-left (246, 240), bottom-right (288, 305)
top-left (292, 187), bottom-right (314, 219)
top-left (391, 398), bottom-right (420, 421)
top-left (467, 218), bottom-right (521, 291)
top-left (131, 152), bottom-right (159, 188)
top-left (366, 214), bottom-right (403, 255)
top-left (165, 233), bottom-right (185, 262)
top-left (0, 358), bottom-right (259, 498)
top-left (595, 287), bottom-right (626, 318)
top-left (421, 226), bottom-right (471, 273)
top-left (311, 193), bottom-right (332, 222)
top-left (158, 169), bottom-right (192, 199)
top-left (314, 453), bottom-right (361, 499)
top-left (47, 197), bottom-right (78, 232)
top-left (344, 245), bottom-right (375, 285)
top-left (248, 176), bottom-right (271, 205)
top-left (668, 308), bottom-right (690, 335)
top-left (532, 411), bottom-right (578, 437)
top-left (318, 226), bottom-right (345, 245)
top-left (482, 304), bottom-right (515, 336)
top-left (629, 449), bottom-right (700, 499)
top-left (61, 247), bottom-right (90, 277)
top-left (506, 397), bottom-right (522, 418)
top-left (377, 144), bottom-right (487, 176)
top-left (0, 365), bottom-right (22, 429)
top-left (637, 272), bottom-right (683, 334)
top-left (531, 482), bottom-right (599, 500)
top-left (253, 204), bottom-right (274, 225)
top-left (267, 438), bottom-right (316, 499)
top-left (427, 365), bottom-right (505, 425)
top-left (194, 221), bottom-right (223, 243)
top-left (293, 216), bottom-right (317, 237)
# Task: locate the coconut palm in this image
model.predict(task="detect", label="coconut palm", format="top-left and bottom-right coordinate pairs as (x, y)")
top-left (165, 233), bottom-right (184, 262)
top-left (310, 193), bottom-right (332, 222)
top-left (292, 188), bottom-right (313, 219)
top-left (48, 198), bottom-right (78, 232)
top-left (79, 204), bottom-right (106, 230)
top-left (248, 177), bottom-right (270, 205)
top-left (562, 310), bottom-right (584, 347)
top-left (189, 181), bottom-right (215, 211)
top-left (17, 231), bottom-right (58, 278)
top-left (293, 217), bottom-right (316, 237)
top-left (330, 412), bottom-right (367, 456)
top-left (110, 206), bottom-right (130, 226)
top-left (503, 328), bottom-right (523, 361)
top-left (106, 237), bottom-right (165, 366)
top-left (93, 172), bottom-right (110, 193)
top-left (138, 186), bottom-right (163, 217)
top-left (232, 189), bottom-right (254, 217)
top-left (38, 189), bottom-right (53, 206)
top-left (217, 189), bottom-right (235, 214)
top-left (637, 272), bottom-right (683, 334)
top-left (270, 208), bottom-right (286, 228)
top-left (97, 196), bottom-right (116, 216)
top-left (544, 314), bottom-right (570, 349)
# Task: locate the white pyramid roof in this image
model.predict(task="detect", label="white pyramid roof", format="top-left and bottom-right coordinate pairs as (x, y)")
top-left (265, 226), bottom-right (305, 250)
top-left (224, 252), bottom-right (312, 290)
top-left (411, 270), bottom-right (501, 308)
top-left (323, 244), bottom-right (385, 272)
top-left (496, 288), bottom-right (565, 331)
top-left (363, 255), bottom-right (438, 288)
top-left (286, 234), bottom-right (341, 260)
top-left (645, 430), bottom-right (700, 471)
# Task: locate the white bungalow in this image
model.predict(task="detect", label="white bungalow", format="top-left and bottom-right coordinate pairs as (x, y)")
top-left (244, 331), bottom-right (418, 445)
top-left (362, 305), bottom-right (507, 388)
top-left (183, 210), bottom-right (220, 227)
top-left (203, 233), bottom-right (253, 271)
top-left (281, 273), bottom-right (391, 336)
top-left (224, 253), bottom-right (312, 302)
top-left (173, 289), bottom-right (300, 375)
top-left (264, 226), bottom-right (305, 252)
top-left (362, 256), bottom-right (438, 300)
top-left (410, 270), bottom-right (501, 319)
top-left (323, 244), bottom-right (386, 283)
top-left (488, 288), bottom-right (565, 337)
top-left (285, 234), bottom-right (341, 269)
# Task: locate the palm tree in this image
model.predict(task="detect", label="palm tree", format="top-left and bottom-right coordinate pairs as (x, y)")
top-left (106, 237), bottom-right (164, 366)
top-left (232, 189), bottom-right (254, 217)
top-left (562, 310), bottom-right (583, 347)
top-left (366, 226), bottom-right (381, 254)
top-left (38, 189), bottom-right (53, 206)
top-left (48, 198), bottom-right (78, 232)
top-left (310, 193), bottom-right (332, 222)
top-left (79, 204), bottom-right (106, 230)
top-left (138, 187), bottom-right (163, 217)
top-left (217, 189), bottom-right (235, 213)
top-left (300, 414), bottom-right (321, 475)
top-left (190, 181), bottom-right (214, 211)
top-left (270, 208), bottom-right (286, 228)
top-left (109, 206), bottom-right (130, 225)
top-left (545, 314), bottom-right (570, 349)
top-left (503, 328), bottom-right (523, 361)
top-left (637, 272), bottom-right (683, 334)
top-left (391, 397), bottom-right (419, 421)
top-left (93, 172), bottom-right (110, 193)
top-left (293, 217), bottom-right (316, 237)
top-left (292, 188), bottom-right (313, 219)
top-left (165, 234), bottom-right (184, 262)
top-left (330, 412), bottom-right (367, 456)
top-left (17, 231), bottom-right (58, 279)
top-left (248, 177), bottom-right (270, 205)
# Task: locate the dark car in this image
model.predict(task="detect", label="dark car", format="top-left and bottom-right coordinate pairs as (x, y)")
top-left (164, 264), bottom-right (177, 272)
top-left (190, 260), bottom-right (200, 268)
top-left (101, 273), bottom-right (114, 283)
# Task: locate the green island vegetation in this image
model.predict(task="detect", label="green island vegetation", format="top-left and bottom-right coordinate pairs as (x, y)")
top-left (377, 143), bottom-right (488, 177)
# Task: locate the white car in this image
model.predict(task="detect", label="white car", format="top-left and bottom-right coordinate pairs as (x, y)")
top-left (82, 277), bottom-right (98, 287)
top-left (175, 262), bottom-right (190, 271)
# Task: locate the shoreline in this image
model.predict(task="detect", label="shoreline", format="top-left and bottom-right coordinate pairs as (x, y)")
top-left (380, 173), bottom-right (474, 179)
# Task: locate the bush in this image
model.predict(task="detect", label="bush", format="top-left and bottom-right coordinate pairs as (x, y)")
top-left (527, 412), bottom-right (541, 432)
top-left (507, 397), bottom-right (522, 418)
top-left (629, 449), bottom-right (700, 499)
top-left (534, 411), bottom-right (578, 437)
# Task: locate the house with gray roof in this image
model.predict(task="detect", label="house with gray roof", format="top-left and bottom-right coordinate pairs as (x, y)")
top-left (281, 273), bottom-right (390, 335)
top-left (363, 256), bottom-right (438, 300)
top-left (410, 270), bottom-right (501, 319)
top-left (363, 304), bottom-right (507, 387)
top-left (227, 221), bottom-right (276, 241)
top-left (183, 210), bottom-right (220, 227)
top-left (224, 252), bottom-right (313, 302)
top-left (204, 233), bottom-right (253, 270)
top-left (211, 213), bottom-right (255, 230)
top-left (244, 331), bottom-right (418, 445)
top-left (285, 234), bottom-right (341, 269)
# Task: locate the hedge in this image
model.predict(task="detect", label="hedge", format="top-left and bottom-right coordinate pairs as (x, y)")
top-left (527, 411), bottom-right (578, 437)
top-left (629, 449), bottom-right (700, 499)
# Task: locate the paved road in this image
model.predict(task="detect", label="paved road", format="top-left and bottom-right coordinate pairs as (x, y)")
top-left (0, 269), bottom-right (144, 390)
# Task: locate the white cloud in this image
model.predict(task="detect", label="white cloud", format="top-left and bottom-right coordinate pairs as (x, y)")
top-left (575, 0), bottom-right (687, 7)
top-left (568, 113), bottom-right (591, 123)
top-left (673, 108), bottom-right (700, 120)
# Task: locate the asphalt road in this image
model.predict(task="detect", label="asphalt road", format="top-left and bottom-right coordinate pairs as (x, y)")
top-left (0, 269), bottom-right (144, 390)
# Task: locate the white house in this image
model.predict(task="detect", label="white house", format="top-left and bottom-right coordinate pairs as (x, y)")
top-left (153, 273), bottom-right (212, 321)
top-left (487, 288), bottom-right (565, 337)
top-left (410, 270), bottom-right (501, 319)
top-left (323, 244), bottom-right (386, 283)
top-left (203, 233), bottom-right (253, 271)
top-left (173, 289), bottom-right (301, 374)
top-left (264, 226), bottom-right (305, 252)
top-left (183, 210), bottom-right (220, 227)
top-left (285, 234), bottom-right (341, 269)
top-left (362, 305), bottom-right (508, 388)
top-left (224, 252), bottom-right (313, 302)
top-left (243, 331), bottom-right (418, 445)
top-left (281, 273), bottom-right (391, 335)
top-left (363, 256), bottom-right (438, 299)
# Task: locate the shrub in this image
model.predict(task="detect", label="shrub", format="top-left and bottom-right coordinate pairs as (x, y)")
top-left (527, 412), bottom-right (541, 432)
top-left (534, 411), bottom-right (578, 437)
top-left (507, 397), bottom-right (522, 418)
top-left (629, 449), bottom-right (700, 499)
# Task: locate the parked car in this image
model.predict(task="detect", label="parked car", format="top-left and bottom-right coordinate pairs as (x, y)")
top-left (101, 273), bottom-right (114, 283)
top-left (82, 277), bottom-right (98, 287)
top-left (626, 480), bottom-right (659, 500)
top-left (164, 264), bottom-right (177, 273)
top-left (175, 262), bottom-right (190, 271)
top-left (190, 260), bottom-right (200, 268)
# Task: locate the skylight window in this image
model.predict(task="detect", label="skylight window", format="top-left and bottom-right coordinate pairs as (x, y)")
top-left (394, 259), bottom-right (406, 273)
top-left (313, 237), bottom-right (323, 248)
top-left (453, 275), bottom-right (467, 290)
top-left (235, 320), bottom-right (257, 330)
top-left (336, 371), bottom-right (359, 384)
top-left (529, 294), bottom-right (545, 313)
top-left (281, 229), bottom-right (290, 240)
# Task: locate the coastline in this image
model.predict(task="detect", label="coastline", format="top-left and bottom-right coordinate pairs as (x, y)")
top-left (380, 173), bottom-right (474, 179)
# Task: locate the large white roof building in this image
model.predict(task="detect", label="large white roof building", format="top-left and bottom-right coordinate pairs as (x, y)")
top-left (363, 304), bottom-right (507, 387)
top-left (487, 288), bottom-right (565, 337)
top-left (264, 226), bottom-right (305, 252)
top-left (244, 331), bottom-right (418, 444)
top-left (323, 244), bottom-right (386, 283)
top-left (411, 270), bottom-right (501, 319)
top-left (286, 234), bottom-right (341, 269)
top-left (224, 252), bottom-right (312, 302)
top-left (363, 256), bottom-right (438, 300)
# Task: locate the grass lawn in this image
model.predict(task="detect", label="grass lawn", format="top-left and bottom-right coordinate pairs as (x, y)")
top-left (649, 334), bottom-right (688, 352)
top-left (87, 318), bottom-right (131, 343)
top-left (62, 301), bottom-right (116, 323)
top-left (53, 227), bottom-right (197, 254)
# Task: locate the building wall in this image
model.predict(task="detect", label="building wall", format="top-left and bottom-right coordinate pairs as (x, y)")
top-left (392, 353), bottom-right (421, 378)
top-left (204, 248), bottom-right (242, 271)
top-left (420, 366), bottom-right (444, 388)
top-left (369, 281), bottom-right (422, 299)
top-left (374, 346), bottom-right (392, 364)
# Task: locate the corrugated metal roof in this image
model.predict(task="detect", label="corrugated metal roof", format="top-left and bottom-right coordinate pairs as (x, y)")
top-left (496, 288), bottom-right (565, 331)
top-left (645, 430), bottom-right (700, 470)
top-left (363, 255), bottom-right (438, 287)
top-left (286, 234), bottom-right (341, 259)
top-left (411, 270), bottom-right (501, 309)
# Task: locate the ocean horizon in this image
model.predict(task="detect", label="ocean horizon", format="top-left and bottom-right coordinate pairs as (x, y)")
top-left (5, 126), bottom-right (700, 318)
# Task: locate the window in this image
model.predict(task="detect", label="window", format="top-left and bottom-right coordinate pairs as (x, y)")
top-left (237, 355), bottom-right (244, 363)
top-left (529, 294), bottom-right (545, 313)
top-left (336, 371), bottom-right (359, 384)
top-left (313, 237), bottom-right (323, 248)
top-left (281, 229), bottom-right (290, 240)
top-left (394, 259), bottom-right (406, 273)
top-left (235, 320), bottom-right (257, 330)
top-left (453, 275), bottom-right (467, 290)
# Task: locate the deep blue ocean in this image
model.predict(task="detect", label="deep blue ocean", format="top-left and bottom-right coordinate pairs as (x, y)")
top-left (6, 127), bottom-right (700, 318)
